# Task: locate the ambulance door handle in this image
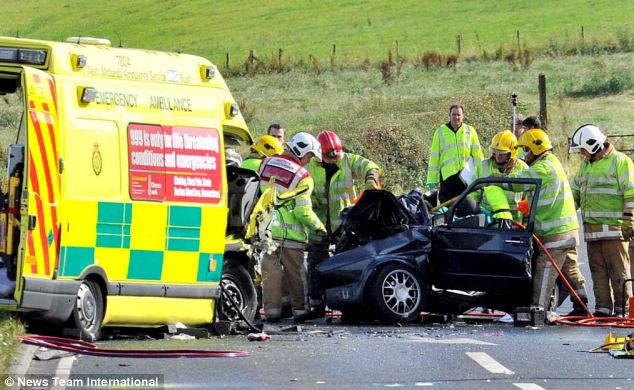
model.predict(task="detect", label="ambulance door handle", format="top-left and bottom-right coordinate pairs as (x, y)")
top-left (28, 215), bottom-right (37, 230)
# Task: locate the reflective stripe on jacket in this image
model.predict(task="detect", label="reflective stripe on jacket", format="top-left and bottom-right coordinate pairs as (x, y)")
top-left (308, 153), bottom-right (381, 233)
top-left (507, 153), bottom-right (578, 247)
top-left (259, 155), bottom-right (325, 243)
top-left (571, 145), bottom-right (634, 241)
top-left (426, 123), bottom-right (483, 185)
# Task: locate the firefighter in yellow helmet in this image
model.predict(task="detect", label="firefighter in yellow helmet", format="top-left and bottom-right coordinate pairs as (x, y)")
top-left (470, 130), bottom-right (528, 224)
top-left (504, 129), bottom-right (588, 316)
top-left (241, 135), bottom-right (284, 172)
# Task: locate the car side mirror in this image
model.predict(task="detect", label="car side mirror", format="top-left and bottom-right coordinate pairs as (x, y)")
top-left (432, 213), bottom-right (446, 227)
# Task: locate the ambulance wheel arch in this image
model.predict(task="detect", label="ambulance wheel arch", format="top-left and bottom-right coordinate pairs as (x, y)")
top-left (220, 255), bottom-right (257, 323)
top-left (73, 278), bottom-right (105, 341)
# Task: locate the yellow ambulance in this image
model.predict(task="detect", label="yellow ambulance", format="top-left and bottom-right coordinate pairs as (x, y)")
top-left (0, 36), bottom-right (260, 340)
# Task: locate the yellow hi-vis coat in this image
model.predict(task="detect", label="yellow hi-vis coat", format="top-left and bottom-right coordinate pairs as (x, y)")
top-left (506, 153), bottom-right (579, 249)
top-left (571, 144), bottom-right (634, 241)
top-left (472, 158), bottom-right (529, 222)
top-left (426, 123), bottom-right (484, 186)
top-left (258, 155), bottom-right (325, 246)
top-left (308, 153), bottom-right (381, 233)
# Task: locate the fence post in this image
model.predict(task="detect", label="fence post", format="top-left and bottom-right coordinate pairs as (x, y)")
top-left (278, 48), bottom-right (283, 64)
top-left (249, 49), bottom-right (254, 65)
top-left (581, 26), bottom-right (585, 45)
top-left (516, 30), bottom-right (520, 51)
top-left (225, 51), bottom-right (229, 68)
top-left (332, 44), bottom-right (336, 56)
top-left (396, 40), bottom-right (399, 57)
top-left (456, 34), bottom-right (462, 54)
top-left (538, 74), bottom-right (548, 129)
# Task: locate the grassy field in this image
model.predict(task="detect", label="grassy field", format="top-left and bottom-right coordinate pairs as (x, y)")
top-left (229, 51), bottom-right (634, 189)
top-left (0, 1), bottom-right (632, 66)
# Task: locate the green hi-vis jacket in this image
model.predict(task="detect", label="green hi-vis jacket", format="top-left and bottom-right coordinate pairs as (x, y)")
top-left (481, 186), bottom-right (513, 221)
top-left (258, 155), bottom-right (325, 247)
top-left (571, 144), bottom-right (634, 241)
top-left (506, 153), bottom-right (579, 249)
top-left (426, 123), bottom-right (483, 186)
top-left (471, 158), bottom-right (529, 222)
top-left (308, 153), bottom-right (381, 233)
top-left (240, 157), bottom-right (262, 172)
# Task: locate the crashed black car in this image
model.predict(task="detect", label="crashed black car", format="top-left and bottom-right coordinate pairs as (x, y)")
top-left (315, 177), bottom-right (567, 323)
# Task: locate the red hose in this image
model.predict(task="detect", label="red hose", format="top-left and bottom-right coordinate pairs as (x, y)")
top-left (18, 335), bottom-right (249, 358)
top-left (513, 221), bottom-right (634, 327)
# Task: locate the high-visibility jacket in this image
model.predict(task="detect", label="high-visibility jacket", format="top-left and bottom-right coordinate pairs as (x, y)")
top-left (506, 152), bottom-right (579, 249)
top-left (308, 153), bottom-right (381, 233)
top-left (472, 158), bottom-right (529, 222)
top-left (481, 186), bottom-right (513, 220)
top-left (240, 157), bottom-right (262, 172)
top-left (259, 155), bottom-right (325, 246)
top-left (426, 123), bottom-right (483, 186)
top-left (571, 144), bottom-right (634, 241)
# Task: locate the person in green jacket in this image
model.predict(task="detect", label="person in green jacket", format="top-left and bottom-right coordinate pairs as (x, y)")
top-left (470, 130), bottom-right (529, 224)
top-left (258, 132), bottom-right (327, 323)
top-left (504, 129), bottom-right (589, 317)
top-left (305, 129), bottom-right (381, 318)
top-left (570, 124), bottom-right (634, 317)
top-left (426, 104), bottom-right (483, 215)
top-left (240, 135), bottom-right (283, 172)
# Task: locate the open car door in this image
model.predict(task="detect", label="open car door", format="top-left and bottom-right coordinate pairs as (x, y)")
top-left (431, 177), bottom-right (541, 295)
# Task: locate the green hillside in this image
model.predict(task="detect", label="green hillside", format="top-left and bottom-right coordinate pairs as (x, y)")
top-left (1, 0), bottom-right (632, 65)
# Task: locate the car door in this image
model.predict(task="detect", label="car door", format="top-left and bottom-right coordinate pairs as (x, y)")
top-left (431, 177), bottom-right (541, 294)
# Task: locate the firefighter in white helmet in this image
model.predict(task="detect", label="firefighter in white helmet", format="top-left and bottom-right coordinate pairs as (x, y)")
top-left (570, 124), bottom-right (634, 316)
top-left (257, 132), bottom-right (326, 322)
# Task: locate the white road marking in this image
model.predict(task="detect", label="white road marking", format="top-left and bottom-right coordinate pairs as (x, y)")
top-left (466, 352), bottom-right (514, 375)
top-left (51, 356), bottom-right (76, 390)
top-left (404, 336), bottom-right (497, 345)
top-left (513, 383), bottom-right (547, 390)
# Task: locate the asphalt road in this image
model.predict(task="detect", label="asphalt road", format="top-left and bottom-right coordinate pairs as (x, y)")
top-left (20, 318), bottom-right (633, 390)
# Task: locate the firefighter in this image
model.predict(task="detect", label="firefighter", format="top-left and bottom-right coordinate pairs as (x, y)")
top-left (258, 132), bottom-right (327, 322)
top-left (472, 130), bottom-right (528, 223)
top-left (305, 130), bottom-right (381, 318)
top-left (504, 129), bottom-right (589, 316)
top-left (426, 104), bottom-right (483, 215)
top-left (570, 124), bottom-right (634, 317)
top-left (241, 135), bottom-right (284, 172)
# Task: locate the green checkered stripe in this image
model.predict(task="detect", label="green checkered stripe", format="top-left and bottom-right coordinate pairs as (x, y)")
top-left (58, 202), bottom-right (222, 282)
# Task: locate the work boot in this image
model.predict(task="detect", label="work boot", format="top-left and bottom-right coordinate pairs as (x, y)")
top-left (565, 308), bottom-right (589, 317)
top-left (592, 311), bottom-right (611, 318)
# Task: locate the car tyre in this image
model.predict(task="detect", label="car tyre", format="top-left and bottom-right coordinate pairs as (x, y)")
top-left (73, 280), bottom-right (104, 342)
top-left (221, 263), bottom-right (257, 324)
top-left (367, 263), bottom-right (427, 323)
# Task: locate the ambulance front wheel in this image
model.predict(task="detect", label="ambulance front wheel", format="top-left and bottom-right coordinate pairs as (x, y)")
top-left (73, 279), bottom-right (104, 341)
top-left (220, 263), bottom-right (257, 324)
